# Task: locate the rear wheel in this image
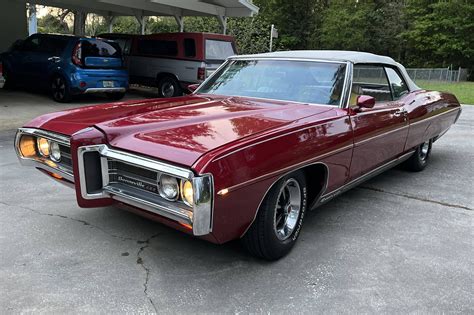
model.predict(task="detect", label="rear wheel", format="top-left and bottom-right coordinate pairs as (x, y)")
top-left (405, 139), bottom-right (432, 172)
top-left (51, 75), bottom-right (71, 103)
top-left (157, 76), bottom-right (181, 98)
top-left (241, 171), bottom-right (307, 260)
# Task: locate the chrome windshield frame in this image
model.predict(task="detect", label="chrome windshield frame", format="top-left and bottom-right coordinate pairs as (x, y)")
top-left (194, 57), bottom-right (352, 109)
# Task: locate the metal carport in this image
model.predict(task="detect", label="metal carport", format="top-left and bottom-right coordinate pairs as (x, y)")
top-left (0, 0), bottom-right (258, 52)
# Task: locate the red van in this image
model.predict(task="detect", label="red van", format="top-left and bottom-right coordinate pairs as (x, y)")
top-left (99, 32), bottom-right (237, 97)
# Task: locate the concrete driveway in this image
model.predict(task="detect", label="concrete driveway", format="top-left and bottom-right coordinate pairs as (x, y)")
top-left (0, 91), bottom-right (472, 313)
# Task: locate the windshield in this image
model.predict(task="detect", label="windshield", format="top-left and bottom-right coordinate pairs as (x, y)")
top-left (197, 60), bottom-right (347, 105)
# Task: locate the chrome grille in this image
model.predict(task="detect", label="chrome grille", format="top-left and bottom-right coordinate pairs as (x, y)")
top-left (107, 159), bottom-right (160, 196)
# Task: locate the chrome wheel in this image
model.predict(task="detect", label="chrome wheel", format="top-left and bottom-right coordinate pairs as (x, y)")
top-left (418, 141), bottom-right (430, 161)
top-left (161, 81), bottom-right (175, 98)
top-left (274, 178), bottom-right (302, 241)
top-left (52, 77), bottom-right (66, 100)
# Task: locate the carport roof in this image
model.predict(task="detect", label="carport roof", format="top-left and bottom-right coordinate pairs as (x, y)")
top-left (28, 0), bottom-right (259, 17)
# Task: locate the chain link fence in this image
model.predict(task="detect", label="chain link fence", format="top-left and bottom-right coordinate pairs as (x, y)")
top-left (406, 68), bottom-right (468, 83)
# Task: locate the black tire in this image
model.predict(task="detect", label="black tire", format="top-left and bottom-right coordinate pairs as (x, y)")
top-left (405, 139), bottom-right (432, 172)
top-left (241, 171), bottom-right (308, 261)
top-left (157, 75), bottom-right (181, 98)
top-left (106, 92), bottom-right (126, 101)
top-left (51, 75), bottom-right (71, 103)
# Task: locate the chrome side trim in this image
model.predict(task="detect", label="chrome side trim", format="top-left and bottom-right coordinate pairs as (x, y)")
top-left (225, 144), bottom-right (352, 193)
top-left (212, 122), bottom-right (349, 164)
top-left (317, 150), bottom-right (415, 205)
top-left (84, 87), bottom-right (126, 94)
top-left (409, 107), bottom-right (460, 126)
top-left (354, 125), bottom-right (409, 147)
top-left (239, 161), bottom-right (330, 238)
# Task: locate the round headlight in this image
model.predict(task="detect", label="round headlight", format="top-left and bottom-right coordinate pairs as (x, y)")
top-left (50, 141), bottom-right (61, 162)
top-left (158, 174), bottom-right (179, 201)
top-left (180, 180), bottom-right (194, 206)
top-left (37, 137), bottom-right (50, 157)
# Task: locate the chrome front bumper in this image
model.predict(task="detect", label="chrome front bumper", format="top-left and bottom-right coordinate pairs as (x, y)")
top-left (77, 144), bottom-right (214, 236)
top-left (15, 128), bottom-right (214, 236)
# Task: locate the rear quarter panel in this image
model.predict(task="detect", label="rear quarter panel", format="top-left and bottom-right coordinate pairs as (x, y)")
top-left (404, 90), bottom-right (461, 151)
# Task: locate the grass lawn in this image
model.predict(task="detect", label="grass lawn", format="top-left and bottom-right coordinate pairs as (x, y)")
top-left (417, 81), bottom-right (474, 104)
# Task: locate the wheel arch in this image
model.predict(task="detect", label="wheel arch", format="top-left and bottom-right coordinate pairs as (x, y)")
top-left (156, 72), bottom-right (180, 83)
top-left (239, 161), bottom-right (329, 238)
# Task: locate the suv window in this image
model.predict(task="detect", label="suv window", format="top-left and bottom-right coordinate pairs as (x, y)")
top-left (40, 37), bottom-right (68, 54)
top-left (81, 39), bottom-right (121, 58)
top-left (137, 39), bottom-right (178, 56)
top-left (21, 36), bottom-right (41, 52)
top-left (205, 40), bottom-right (235, 61)
top-left (184, 38), bottom-right (196, 57)
top-left (385, 67), bottom-right (409, 100)
top-left (351, 65), bottom-right (392, 105)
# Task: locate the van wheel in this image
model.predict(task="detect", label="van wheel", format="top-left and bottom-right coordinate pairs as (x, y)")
top-left (405, 140), bottom-right (432, 172)
top-left (241, 171), bottom-right (307, 261)
top-left (51, 75), bottom-right (71, 103)
top-left (106, 92), bottom-right (125, 101)
top-left (157, 76), bottom-right (181, 98)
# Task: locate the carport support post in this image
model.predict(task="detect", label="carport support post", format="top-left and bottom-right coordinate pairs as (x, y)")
top-left (174, 15), bottom-right (184, 32)
top-left (106, 16), bottom-right (116, 33)
top-left (135, 13), bottom-right (146, 35)
top-left (73, 11), bottom-right (86, 36)
top-left (217, 15), bottom-right (227, 35)
top-left (28, 3), bottom-right (37, 35)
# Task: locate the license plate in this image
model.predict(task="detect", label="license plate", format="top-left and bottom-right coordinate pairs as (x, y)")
top-left (103, 81), bottom-right (114, 88)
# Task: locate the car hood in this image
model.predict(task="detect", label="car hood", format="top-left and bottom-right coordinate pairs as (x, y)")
top-left (27, 95), bottom-right (333, 167)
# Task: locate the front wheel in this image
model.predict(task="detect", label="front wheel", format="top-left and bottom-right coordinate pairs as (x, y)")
top-left (405, 139), bottom-right (432, 172)
top-left (241, 171), bottom-right (307, 260)
top-left (51, 75), bottom-right (71, 103)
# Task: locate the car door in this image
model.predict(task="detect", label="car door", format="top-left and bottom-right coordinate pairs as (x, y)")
top-left (349, 64), bottom-right (409, 179)
top-left (8, 35), bottom-right (42, 82)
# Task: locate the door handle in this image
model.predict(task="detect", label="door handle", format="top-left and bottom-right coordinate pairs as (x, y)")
top-left (48, 56), bottom-right (61, 62)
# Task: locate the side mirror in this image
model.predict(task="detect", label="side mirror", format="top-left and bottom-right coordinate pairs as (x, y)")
top-left (187, 84), bottom-right (200, 94)
top-left (356, 95), bottom-right (375, 109)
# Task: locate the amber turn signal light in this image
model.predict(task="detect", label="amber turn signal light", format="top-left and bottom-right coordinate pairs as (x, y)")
top-left (19, 135), bottom-right (37, 158)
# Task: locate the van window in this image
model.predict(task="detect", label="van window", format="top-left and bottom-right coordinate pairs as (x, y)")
top-left (184, 38), bottom-right (196, 57)
top-left (205, 40), bottom-right (235, 61)
top-left (81, 39), bottom-right (121, 58)
top-left (111, 38), bottom-right (132, 55)
top-left (137, 39), bottom-right (178, 56)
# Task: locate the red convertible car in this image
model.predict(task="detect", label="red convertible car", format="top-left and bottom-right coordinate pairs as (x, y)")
top-left (15, 51), bottom-right (461, 260)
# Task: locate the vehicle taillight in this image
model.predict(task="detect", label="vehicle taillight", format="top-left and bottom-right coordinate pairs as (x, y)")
top-left (72, 42), bottom-right (83, 67)
top-left (197, 67), bottom-right (206, 81)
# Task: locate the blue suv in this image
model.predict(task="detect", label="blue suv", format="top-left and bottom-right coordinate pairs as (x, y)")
top-left (1, 33), bottom-right (129, 102)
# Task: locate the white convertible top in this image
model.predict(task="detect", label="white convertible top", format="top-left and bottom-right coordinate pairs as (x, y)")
top-left (232, 50), bottom-right (420, 91)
